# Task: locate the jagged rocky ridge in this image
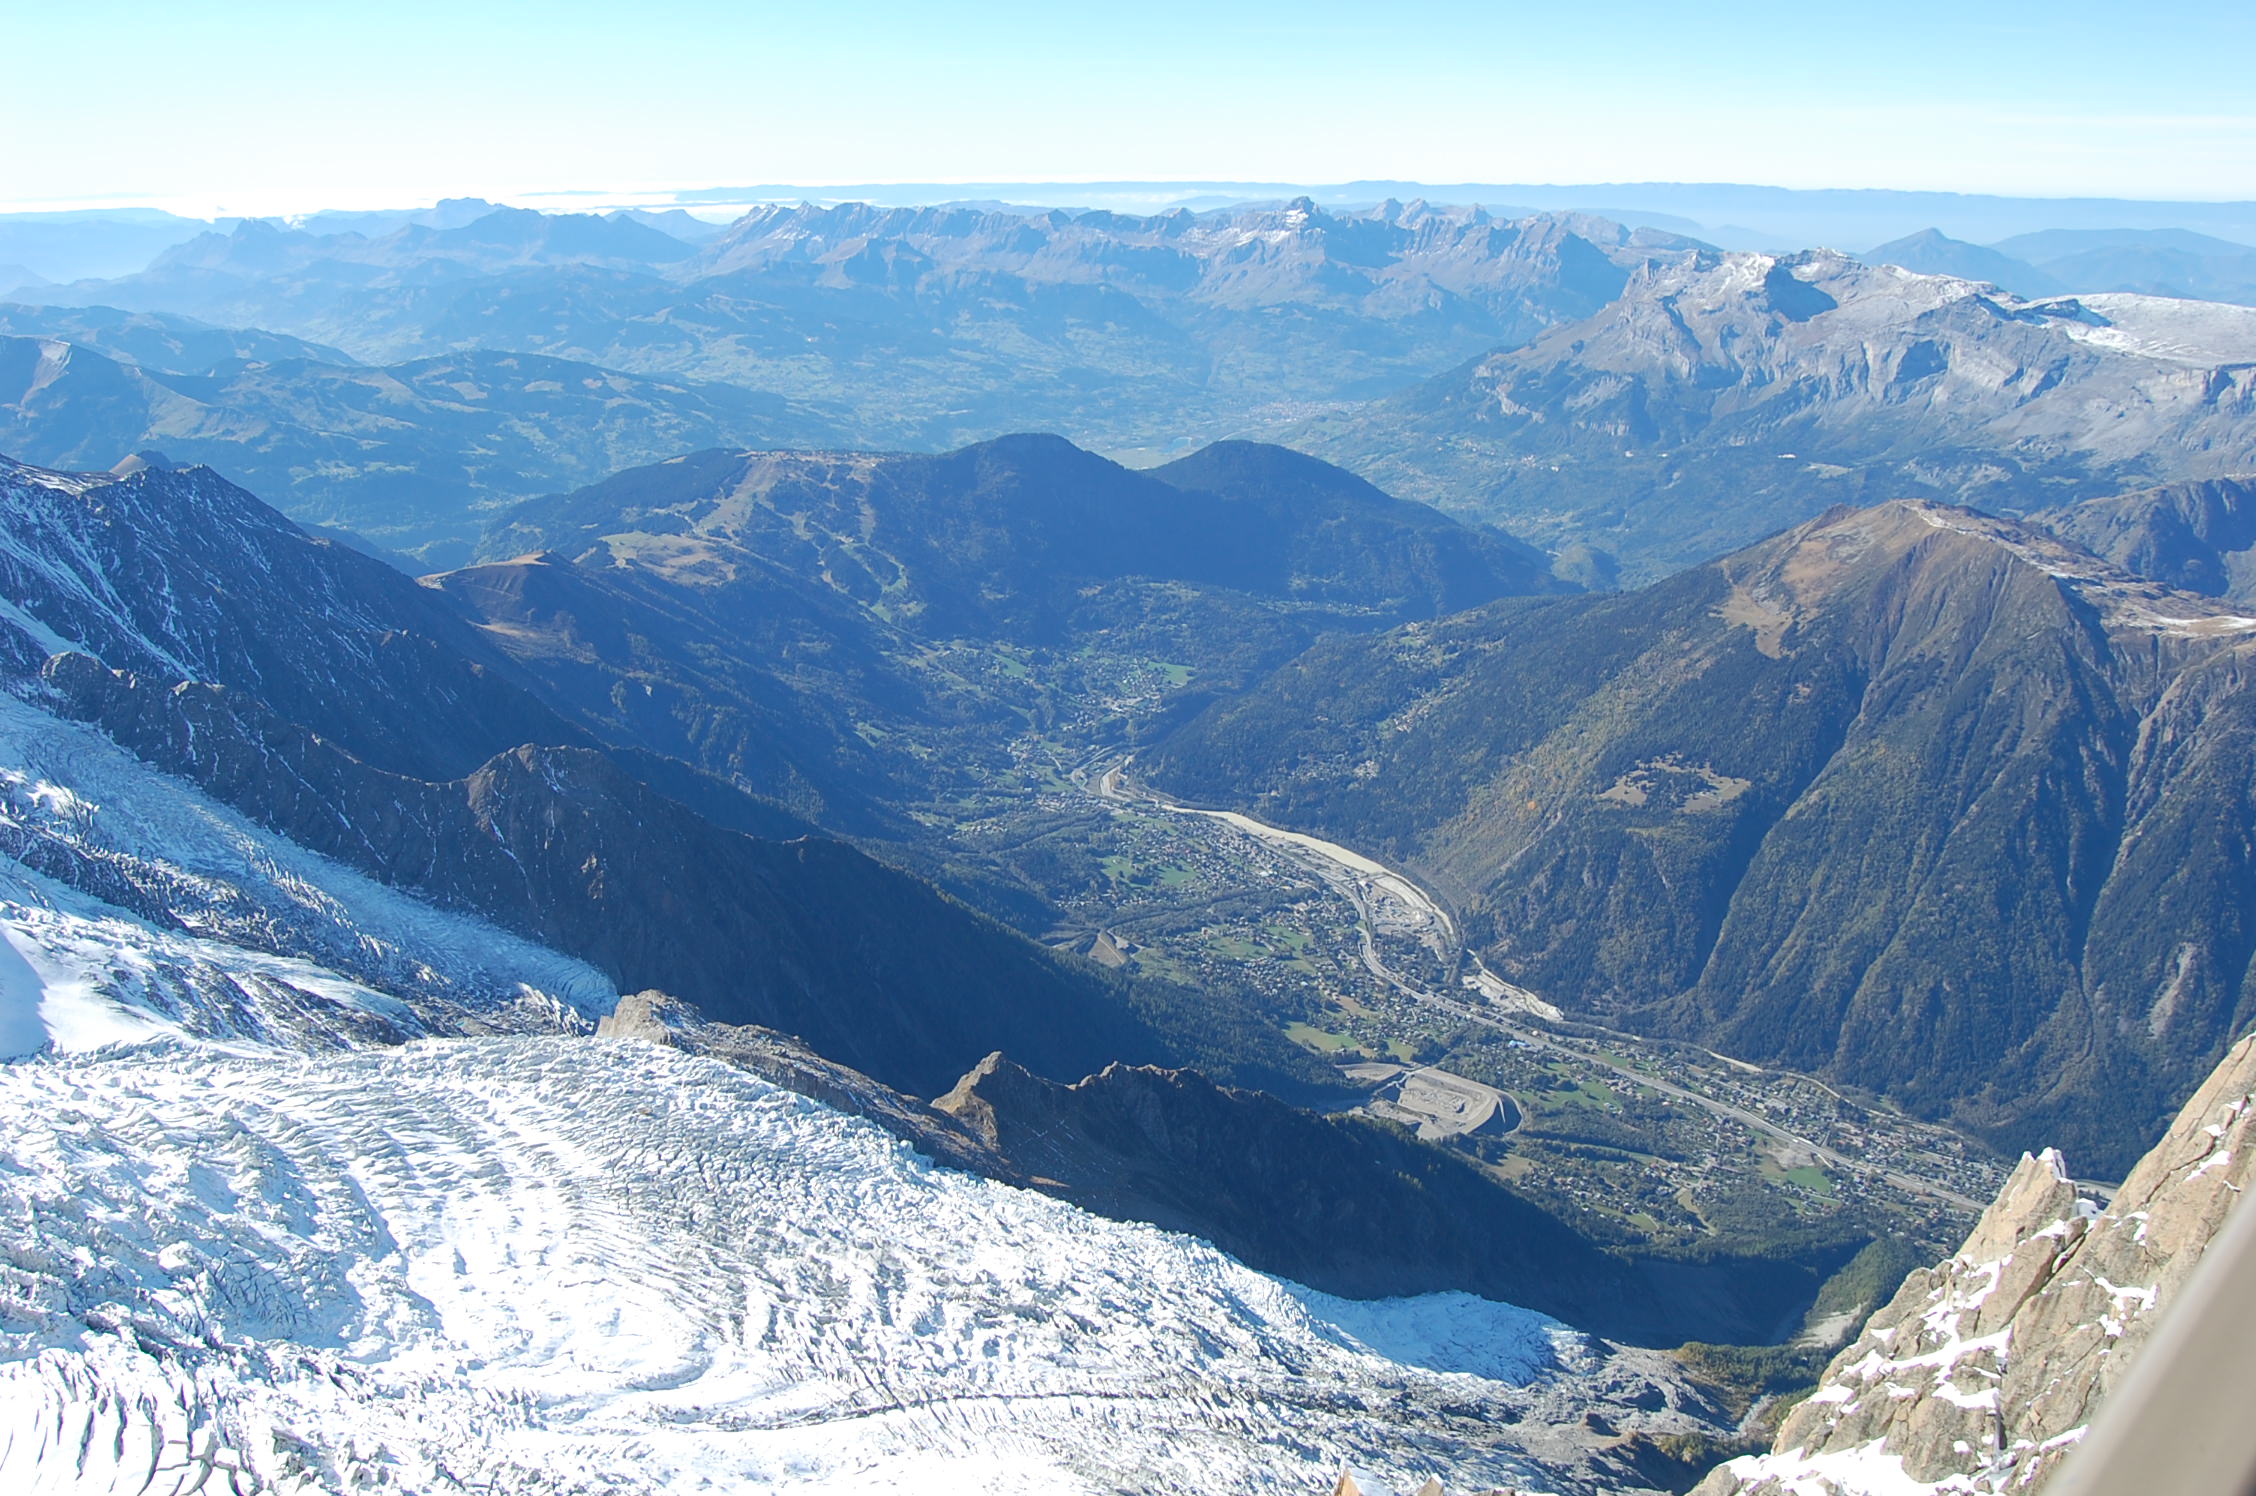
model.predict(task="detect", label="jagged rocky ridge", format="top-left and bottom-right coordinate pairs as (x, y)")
top-left (1147, 500), bottom-right (2256, 1170)
top-left (1294, 250), bottom-right (2256, 580)
top-left (1696, 1031), bottom-right (2256, 1494)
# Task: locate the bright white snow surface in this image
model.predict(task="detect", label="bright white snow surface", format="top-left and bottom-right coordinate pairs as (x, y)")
top-left (0, 1038), bottom-right (1583, 1496)
top-left (0, 685), bottom-right (613, 1056)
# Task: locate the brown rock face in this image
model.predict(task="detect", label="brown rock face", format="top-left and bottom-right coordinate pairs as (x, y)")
top-left (1696, 1033), bottom-right (2256, 1494)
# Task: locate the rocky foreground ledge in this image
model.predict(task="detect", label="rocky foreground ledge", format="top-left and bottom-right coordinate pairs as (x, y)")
top-left (1697, 1032), bottom-right (2256, 1494)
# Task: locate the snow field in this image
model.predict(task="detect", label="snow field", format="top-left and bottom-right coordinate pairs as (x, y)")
top-left (0, 685), bottom-right (613, 1056)
top-left (0, 1038), bottom-right (1589, 1495)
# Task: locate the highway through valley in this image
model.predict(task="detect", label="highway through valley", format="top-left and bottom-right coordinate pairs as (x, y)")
top-left (1087, 756), bottom-right (1989, 1213)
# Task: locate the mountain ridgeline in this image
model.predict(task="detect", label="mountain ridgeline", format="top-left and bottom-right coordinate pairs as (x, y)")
top-left (0, 452), bottom-right (1321, 1098)
top-left (478, 433), bottom-right (1560, 634)
top-left (16, 199), bottom-right (1703, 468)
top-left (17, 205), bottom-right (2256, 583)
top-left (1294, 249), bottom-right (2256, 581)
top-left (1147, 500), bottom-right (2256, 1172)
top-left (449, 434), bottom-right (1565, 825)
top-left (0, 325), bottom-right (834, 563)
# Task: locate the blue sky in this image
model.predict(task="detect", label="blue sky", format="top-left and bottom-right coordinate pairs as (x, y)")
top-left (5, 0), bottom-right (2251, 215)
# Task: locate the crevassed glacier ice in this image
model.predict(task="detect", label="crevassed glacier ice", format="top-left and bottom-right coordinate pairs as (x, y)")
top-left (0, 1037), bottom-right (1640, 1495)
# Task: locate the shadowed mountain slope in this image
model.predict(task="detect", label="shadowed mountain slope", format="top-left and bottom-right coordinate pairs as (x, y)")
top-left (2031, 475), bottom-right (2256, 603)
top-left (0, 452), bottom-right (568, 780)
top-left (0, 452), bottom-right (1312, 1098)
top-left (938, 1052), bottom-right (1861, 1349)
top-left (1147, 501), bottom-right (2256, 1172)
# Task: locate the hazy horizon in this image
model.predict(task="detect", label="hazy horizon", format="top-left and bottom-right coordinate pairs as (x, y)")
top-left (7, 0), bottom-right (2251, 220)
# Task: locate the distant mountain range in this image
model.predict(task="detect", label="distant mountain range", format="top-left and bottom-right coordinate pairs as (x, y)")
top-left (1147, 499), bottom-right (2256, 1174)
top-left (12, 204), bottom-right (2254, 584)
top-left (0, 200), bottom-right (719, 286)
top-left (1861, 229), bottom-right (2065, 298)
top-left (1868, 226), bottom-right (2256, 307)
top-left (10, 185), bottom-right (2248, 284)
top-left (0, 319), bottom-right (836, 562)
top-left (652, 182), bottom-right (2256, 247)
top-left (11, 200), bottom-right (1704, 456)
top-left (0, 301), bottom-right (352, 368)
top-left (1294, 250), bottom-right (2256, 581)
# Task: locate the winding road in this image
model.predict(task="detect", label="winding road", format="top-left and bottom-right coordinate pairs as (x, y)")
top-left (1089, 757), bottom-right (1989, 1213)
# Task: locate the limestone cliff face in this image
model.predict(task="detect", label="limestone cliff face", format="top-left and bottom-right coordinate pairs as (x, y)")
top-left (1697, 1032), bottom-right (2256, 1494)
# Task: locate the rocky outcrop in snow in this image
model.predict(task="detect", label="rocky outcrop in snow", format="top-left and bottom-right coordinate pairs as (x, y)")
top-left (1696, 1031), bottom-right (2256, 1494)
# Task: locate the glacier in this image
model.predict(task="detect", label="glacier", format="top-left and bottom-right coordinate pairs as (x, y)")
top-left (0, 1037), bottom-right (1668, 1495)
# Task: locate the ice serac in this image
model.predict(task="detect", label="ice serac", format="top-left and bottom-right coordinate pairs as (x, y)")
top-left (1695, 1033), bottom-right (2256, 1495)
